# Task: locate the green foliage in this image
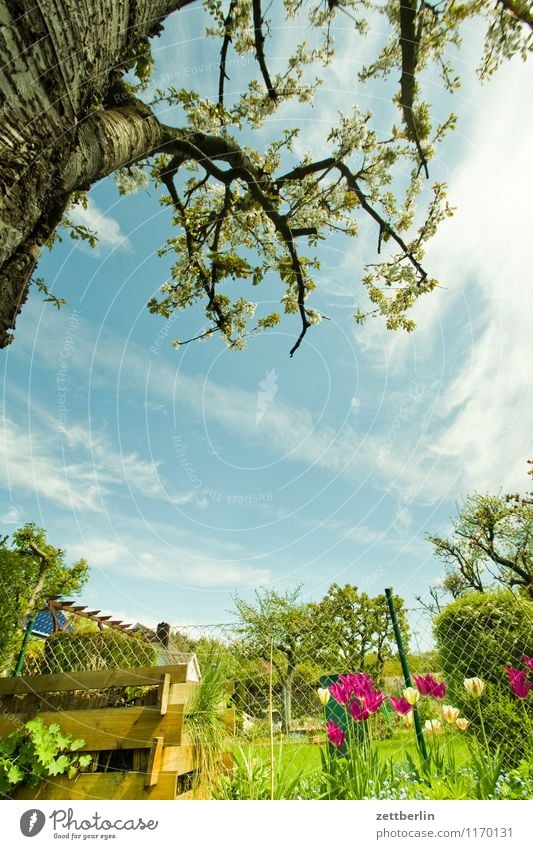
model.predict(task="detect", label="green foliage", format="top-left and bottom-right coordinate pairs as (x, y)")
top-left (0, 524), bottom-right (89, 671)
top-left (185, 648), bottom-right (231, 788)
top-left (307, 584), bottom-right (409, 680)
top-left (0, 718), bottom-right (91, 797)
top-left (214, 744), bottom-right (305, 800)
top-left (142, 1), bottom-right (531, 354)
top-left (434, 590), bottom-right (533, 764)
top-left (428, 491), bottom-right (533, 600)
top-left (43, 630), bottom-right (158, 673)
top-left (232, 587), bottom-right (311, 732)
top-left (32, 277), bottom-right (68, 310)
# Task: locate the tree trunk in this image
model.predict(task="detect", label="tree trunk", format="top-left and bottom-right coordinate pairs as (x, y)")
top-left (281, 664), bottom-right (295, 735)
top-left (0, 0), bottom-right (195, 347)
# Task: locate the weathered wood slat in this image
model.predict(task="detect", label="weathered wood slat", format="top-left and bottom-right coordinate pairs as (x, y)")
top-left (0, 704), bottom-right (184, 750)
top-left (168, 682), bottom-right (198, 705)
top-left (145, 736), bottom-right (164, 787)
top-left (177, 782), bottom-right (209, 800)
top-left (157, 673), bottom-right (170, 715)
top-left (14, 771), bottom-right (178, 801)
top-left (0, 664), bottom-right (192, 696)
top-left (160, 744), bottom-right (197, 774)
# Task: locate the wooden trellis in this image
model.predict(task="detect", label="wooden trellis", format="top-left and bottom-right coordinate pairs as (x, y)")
top-left (0, 663), bottom-right (208, 800)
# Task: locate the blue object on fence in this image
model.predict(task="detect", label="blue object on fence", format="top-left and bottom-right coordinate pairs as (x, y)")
top-left (31, 609), bottom-right (71, 638)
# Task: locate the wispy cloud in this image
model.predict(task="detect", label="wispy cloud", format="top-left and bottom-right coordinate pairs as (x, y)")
top-left (67, 535), bottom-right (272, 589)
top-left (0, 410), bottom-right (202, 513)
top-left (0, 414), bottom-right (105, 512)
top-left (68, 198), bottom-right (131, 253)
top-left (358, 57), bottom-right (533, 502)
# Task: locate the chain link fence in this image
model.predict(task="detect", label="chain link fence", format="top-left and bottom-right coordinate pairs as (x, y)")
top-left (12, 593), bottom-right (532, 772)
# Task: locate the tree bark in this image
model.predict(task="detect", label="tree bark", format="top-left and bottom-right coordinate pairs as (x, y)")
top-left (0, 0), bottom-right (196, 347)
top-left (281, 664), bottom-right (295, 735)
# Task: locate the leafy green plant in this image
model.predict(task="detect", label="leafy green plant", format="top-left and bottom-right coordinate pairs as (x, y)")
top-left (215, 744), bottom-right (307, 800)
top-left (0, 718), bottom-right (91, 797)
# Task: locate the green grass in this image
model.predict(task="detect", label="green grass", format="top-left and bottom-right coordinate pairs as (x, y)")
top-left (229, 729), bottom-right (471, 783)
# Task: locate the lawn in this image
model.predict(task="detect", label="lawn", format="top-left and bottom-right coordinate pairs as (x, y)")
top-left (229, 729), bottom-right (470, 784)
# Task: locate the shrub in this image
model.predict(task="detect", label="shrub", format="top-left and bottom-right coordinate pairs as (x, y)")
top-left (434, 590), bottom-right (533, 764)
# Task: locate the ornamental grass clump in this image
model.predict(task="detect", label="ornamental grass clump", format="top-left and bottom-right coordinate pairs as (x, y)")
top-left (185, 649), bottom-right (231, 793)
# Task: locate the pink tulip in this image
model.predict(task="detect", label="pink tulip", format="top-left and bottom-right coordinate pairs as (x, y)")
top-left (523, 655), bottom-right (533, 672)
top-left (414, 674), bottom-right (447, 700)
top-left (389, 696), bottom-right (413, 716)
top-left (364, 689), bottom-right (385, 714)
top-left (348, 699), bottom-right (369, 722)
top-left (327, 720), bottom-right (345, 747)
top-left (330, 672), bottom-right (384, 720)
top-left (504, 666), bottom-right (533, 699)
top-left (329, 680), bottom-right (350, 705)
top-left (340, 672), bottom-right (376, 692)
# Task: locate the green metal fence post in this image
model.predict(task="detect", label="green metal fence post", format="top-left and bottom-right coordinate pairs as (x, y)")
top-left (13, 615), bottom-right (35, 676)
top-left (384, 587), bottom-right (428, 761)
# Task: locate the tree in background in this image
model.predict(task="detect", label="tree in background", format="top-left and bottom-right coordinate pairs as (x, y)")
top-left (1, 1), bottom-right (531, 351)
top-left (0, 524), bottom-right (89, 670)
top-left (232, 587), bottom-right (311, 733)
top-left (427, 474), bottom-right (533, 604)
top-left (307, 583), bottom-right (408, 680)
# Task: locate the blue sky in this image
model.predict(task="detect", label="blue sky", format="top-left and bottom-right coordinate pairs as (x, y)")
top-left (1, 6), bottom-right (532, 631)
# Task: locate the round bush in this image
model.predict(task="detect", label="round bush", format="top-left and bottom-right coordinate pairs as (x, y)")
top-left (433, 590), bottom-right (533, 764)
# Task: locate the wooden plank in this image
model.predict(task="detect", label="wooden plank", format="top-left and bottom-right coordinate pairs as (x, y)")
top-left (0, 704), bottom-right (184, 750)
top-left (145, 736), bottom-right (164, 787)
top-left (177, 782), bottom-right (209, 800)
top-left (0, 664), bottom-right (191, 696)
top-left (168, 682), bottom-right (198, 705)
top-left (160, 744), bottom-right (196, 775)
top-left (157, 674), bottom-right (170, 715)
top-left (14, 771), bottom-right (177, 800)
top-left (132, 749), bottom-right (146, 772)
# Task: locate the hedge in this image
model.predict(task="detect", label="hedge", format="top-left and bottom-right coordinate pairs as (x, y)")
top-left (434, 590), bottom-right (533, 764)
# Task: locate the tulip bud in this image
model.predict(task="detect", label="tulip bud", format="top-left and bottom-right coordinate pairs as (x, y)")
top-left (317, 687), bottom-right (330, 706)
top-left (464, 677), bottom-right (485, 698)
top-left (456, 717), bottom-right (470, 731)
top-left (403, 686), bottom-right (420, 705)
top-left (442, 704), bottom-right (460, 723)
top-left (424, 718), bottom-right (442, 733)
top-left (403, 710), bottom-right (414, 727)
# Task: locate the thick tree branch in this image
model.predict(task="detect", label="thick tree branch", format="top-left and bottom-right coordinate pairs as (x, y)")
top-left (398, 0), bottom-right (429, 178)
top-left (19, 541), bottom-right (61, 620)
top-left (252, 0), bottom-right (278, 100)
top-left (218, 0), bottom-right (238, 106)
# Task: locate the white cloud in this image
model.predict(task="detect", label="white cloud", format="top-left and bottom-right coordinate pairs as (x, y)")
top-left (0, 415), bottom-right (106, 512)
top-left (68, 198), bottom-right (131, 253)
top-left (360, 58), bottom-right (533, 502)
top-left (67, 535), bottom-right (272, 589)
top-left (0, 503), bottom-right (23, 524)
top-left (0, 410), bottom-right (202, 514)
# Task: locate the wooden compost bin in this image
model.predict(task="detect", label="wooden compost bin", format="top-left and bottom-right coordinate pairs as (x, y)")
top-left (0, 663), bottom-right (208, 800)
